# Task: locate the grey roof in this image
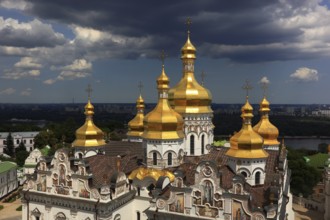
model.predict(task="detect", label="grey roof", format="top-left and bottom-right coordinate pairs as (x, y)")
top-left (0, 132), bottom-right (39, 139)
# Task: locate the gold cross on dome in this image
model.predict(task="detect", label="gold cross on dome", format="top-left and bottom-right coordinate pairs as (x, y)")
top-left (261, 81), bottom-right (268, 97)
top-left (159, 50), bottom-right (167, 66)
top-left (201, 71), bottom-right (206, 86)
top-left (242, 80), bottom-right (253, 98)
top-left (86, 84), bottom-right (93, 100)
top-left (138, 81), bottom-right (143, 94)
top-left (186, 17), bottom-right (192, 33)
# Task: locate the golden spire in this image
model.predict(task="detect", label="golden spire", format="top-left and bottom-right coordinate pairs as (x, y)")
top-left (143, 51), bottom-right (184, 140)
top-left (72, 84), bottom-right (106, 147)
top-left (253, 83), bottom-right (280, 145)
top-left (181, 18), bottom-right (196, 59)
top-left (226, 82), bottom-right (268, 159)
top-left (168, 18), bottom-right (212, 114)
top-left (157, 50), bottom-right (170, 92)
top-left (127, 82), bottom-right (145, 138)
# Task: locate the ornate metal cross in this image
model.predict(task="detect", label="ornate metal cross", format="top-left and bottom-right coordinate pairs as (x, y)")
top-left (159, 50), bottom-right (167, 66)
top-left (242, 80), bottom-right (253, 98)
top-left (261, 82), bottom-right (268, 97)
top-left (186, 17), bottom-right (192, 33)
top-left (138, 81), bottom-right (143, 94)
top-left (86, 84), bottom-right (93, 100)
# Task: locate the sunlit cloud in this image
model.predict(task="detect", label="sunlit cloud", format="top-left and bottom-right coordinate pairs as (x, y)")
top-left (290, 67), bottom-right (318, 82)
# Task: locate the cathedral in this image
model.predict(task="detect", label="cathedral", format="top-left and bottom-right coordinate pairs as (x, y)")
top-left (21, 23), bottom-right (294, 220)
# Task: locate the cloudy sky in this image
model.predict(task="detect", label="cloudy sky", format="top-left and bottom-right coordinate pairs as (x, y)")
top-left (0, 0), bottom-right (329, 104)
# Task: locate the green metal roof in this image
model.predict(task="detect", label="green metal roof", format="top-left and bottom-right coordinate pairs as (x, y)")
top-left (0, 161), bottom-right (17, 174)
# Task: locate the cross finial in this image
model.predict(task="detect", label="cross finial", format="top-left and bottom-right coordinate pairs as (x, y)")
top-left (86, 84), bottom-right (93, 101)
top-left (261, 82), bottom-right (268, 97)
top-left (138, 81), bottom-right (143, 94)
top-left (159, 50), bottom-right (167, 66)
top-left (201, 71), bottom-right (206, 86)
top-left (186, 17), bottom-right (192, 35)
top-left (242, 80), bottom-right (253, 99)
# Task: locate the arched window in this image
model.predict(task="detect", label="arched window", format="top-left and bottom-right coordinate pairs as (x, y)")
top-left (168, 152), bottom-right (172, 166)
top-left (241, 171), bottom-right (247, 178)
top-left (137, 212), bottom-right (141, 220)
top-left (201, 134), bottom-right (205, 154)
top-left (190, 135), bottom-right (195, 155)
top-left (55, 212), bottom-right (66, 220)
top-left (153, 152), bottom-right (157, 165)
top-left (255, 171), bottom-right (261, 185)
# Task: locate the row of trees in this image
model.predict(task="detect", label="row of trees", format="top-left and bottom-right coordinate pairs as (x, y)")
top-left (287, 147), bottom-right (322, 197)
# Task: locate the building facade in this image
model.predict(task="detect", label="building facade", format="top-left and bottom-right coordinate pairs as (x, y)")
top-left (22, 24), bottom-right (294, 220)
top-left (23, 148), bottom-right (43, 176)
top-left (325, 152), bottom-right (330, 220)
top-left (0, 131), bottom-right (39, 154)
top-left (0, 161), bottom-right (18, 199)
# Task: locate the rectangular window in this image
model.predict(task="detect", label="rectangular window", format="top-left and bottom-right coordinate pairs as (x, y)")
top-left (24, 140), bottom-right (26, 144)
top-left (30, 140), bottom-right (33, 144)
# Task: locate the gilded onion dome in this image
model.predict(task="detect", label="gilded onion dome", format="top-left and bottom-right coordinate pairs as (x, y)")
top-left (142, 65), bottom-right (184, 140)
top-left (127, 94), bottom-right (145, 138)
top-left (128, 167), bottom-right (175, 182)
top-left (226, 98), bottom-right (269, 159)
top-left (168, 30), bottom-right (212, 114)
top-left (253, 97), bottom-right (280, 145)
top-left (72, 99), bottom-right (106, 147)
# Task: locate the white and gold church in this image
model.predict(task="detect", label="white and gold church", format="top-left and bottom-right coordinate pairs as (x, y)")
top-left (21, 23), bottom-right (295, 220)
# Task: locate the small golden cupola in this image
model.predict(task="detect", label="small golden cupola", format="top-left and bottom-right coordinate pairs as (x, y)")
top-left (72, 91), bottom-right (106, 147)
top-left (168, 19), bottom-right (212, 114)
top-left (226, 97), bottom-right (268, 159)
top-left (127, 89), bottom-right (145, 139)
top-left (253, 96), bottom-right (280, 145)
top-left (142, 64), bottom-right (184, 140)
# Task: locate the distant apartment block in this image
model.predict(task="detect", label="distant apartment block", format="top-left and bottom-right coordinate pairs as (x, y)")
top-left (0, 161), bottom-right (18, 198)
top-left (312, 109), bottom-right (330, 117)
top-left (0, 132), bottom-right (39, 154)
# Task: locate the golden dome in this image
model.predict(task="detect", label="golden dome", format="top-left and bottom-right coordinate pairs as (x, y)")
top-left (127, 94), bottom-right (145, 138)
top-left (168, 30), bottom-right (212, 114)
top-left (143, 65), bottom-right (184, 140)
top-left (253, 97), bottom-right (280, 145)
top-left (181, 31), bottom-right (196, 59)
top-left (72, 99), bottom-right (106, 147)
top-left (128, 167), bottom-right (175, 182)
top-left (226, 99), bottom-right (268, 159)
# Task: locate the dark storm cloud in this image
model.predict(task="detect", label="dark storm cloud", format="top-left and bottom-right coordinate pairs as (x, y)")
top-left (26, 0), bottom-right (277, 37)
top-left (23, 0), bottom-right (330, 62)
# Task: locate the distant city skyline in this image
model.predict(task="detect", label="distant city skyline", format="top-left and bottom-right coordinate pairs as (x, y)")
top-left (0, 0), bottom-right (329, 104)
